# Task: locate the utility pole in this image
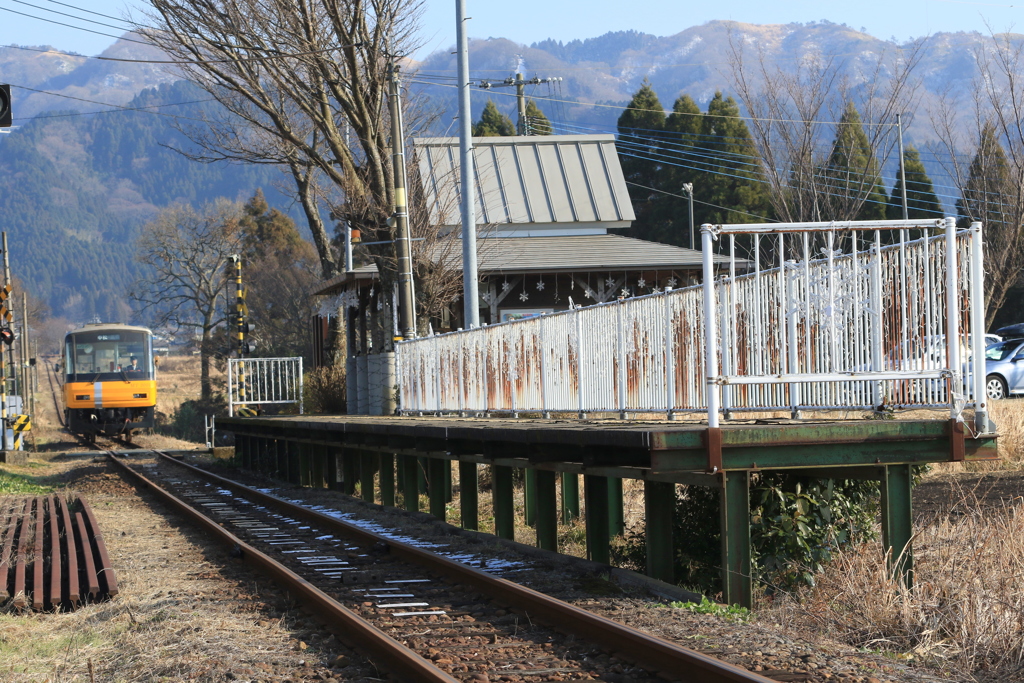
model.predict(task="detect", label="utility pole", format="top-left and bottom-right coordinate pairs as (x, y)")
top-left (480, 72), bottom-right (562, 135)
top-left (456, 0), bottom-right (480, 328)
top-left (388, 62), bottom-right (417, 340)
top-left (20, 294), bottom-right (27, 423)
top-left (0, 233), bottom-right (10, 452)
top-left (682, 183), bottom-right (695, 250)
top-left (343, 221), bottom-right (354, 273)
top-left (897, 113), bottom-right (909, 221)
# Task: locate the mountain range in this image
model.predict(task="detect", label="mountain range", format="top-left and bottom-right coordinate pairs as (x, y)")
top-left (0, 21), bottom-right (1015, 320)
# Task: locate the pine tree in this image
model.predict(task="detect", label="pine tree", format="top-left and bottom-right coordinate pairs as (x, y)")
top-left (524, 100), bottom-right (552, 135)
top-left (617, 80), bottom-right (667, 241)
top-left (473, 100), bottom-right (515, 137)
top-left (696, 92), bottom-right (771, 227)
top-left (819, 101), bottom-right (886, 220)
top-left (885, 147), bottom-right (942, 219)
top-left (957, 123), bottom-right (1012, 228)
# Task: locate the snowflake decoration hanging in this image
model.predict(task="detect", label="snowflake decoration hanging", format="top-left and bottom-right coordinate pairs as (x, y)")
top-left (620, 287), bottom-right (631, 298)
top-left (502, 280), bottom-right (511, 292)
top-left (637, 278), bottom-right (646, 288)
top-left (368, 286), bottom-right (375, 297)
top-left (535, 279), bottom-right (545, 291)
top-left (667, 277), bottom-right (678, 288)
top-left (605, 276), bottom-right (616, 288)
top-left (376, 298), bottom-right (383, 311)
top-left (652, 286), bottom-right (662, 294)
top-left (584, 288), bottom-right (595, 299)
top-left (519, 291), bottom-right (529, 302)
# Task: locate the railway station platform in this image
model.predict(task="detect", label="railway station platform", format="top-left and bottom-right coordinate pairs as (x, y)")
top-left (220, 414), bottom-right (997, 608)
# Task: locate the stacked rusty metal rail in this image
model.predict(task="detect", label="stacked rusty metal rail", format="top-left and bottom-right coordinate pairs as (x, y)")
top-left (0, 494), bottom-right (117, 609)
top-left (110, 449), bottom-right (775, 683)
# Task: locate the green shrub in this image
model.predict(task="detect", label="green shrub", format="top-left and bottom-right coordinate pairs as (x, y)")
top-left (162, 396), bottom-right (227, 443)
top-left (304, 364), bottom-right (347, 414)
top-left (619, 474), bottom-right (879, 596)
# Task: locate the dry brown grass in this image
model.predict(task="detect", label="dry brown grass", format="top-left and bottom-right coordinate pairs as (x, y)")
top-left (759, 398), bottom-right (1024, 680)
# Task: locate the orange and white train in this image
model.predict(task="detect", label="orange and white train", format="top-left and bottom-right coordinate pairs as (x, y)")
top-left (61, 323), bottom-right (157, 442)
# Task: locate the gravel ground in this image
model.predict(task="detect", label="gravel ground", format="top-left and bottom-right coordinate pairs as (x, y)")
top-left (177, 454), bottom-right (958, 683)
top-left (2, 450), bottom-right (982, 682)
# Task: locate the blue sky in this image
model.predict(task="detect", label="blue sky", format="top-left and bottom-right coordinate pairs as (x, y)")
top-left (2, 0), bottom-right (1022, 58)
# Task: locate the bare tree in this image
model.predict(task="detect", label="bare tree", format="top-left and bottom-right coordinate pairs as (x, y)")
top-left (933, 33), bottom-right (1024, 326)
top-left (728, 34), bottom-right (924, 222)
top-left (133, 200), bottom-right (244, 400)
top-left (138, 0), bottom-right (425, 281)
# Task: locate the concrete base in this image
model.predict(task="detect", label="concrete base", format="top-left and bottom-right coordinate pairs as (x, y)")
top-left (0, 450), bottom-right (27, 465)
top-left (211, 446), bottom-right (235, 460)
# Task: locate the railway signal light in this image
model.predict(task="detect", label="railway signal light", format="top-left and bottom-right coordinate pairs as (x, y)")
top-left (240, 340), bottom-right (257, 355)
top-left (0, 85), bottom-right (11, 128)
top-left (0, 328), bottom-right (13, 346)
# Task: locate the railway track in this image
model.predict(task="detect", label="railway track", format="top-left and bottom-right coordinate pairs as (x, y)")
top-left (107, 448), bottom-right (775, 683)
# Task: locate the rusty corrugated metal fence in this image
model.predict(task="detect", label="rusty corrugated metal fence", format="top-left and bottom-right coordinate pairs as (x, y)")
top-left (396, 219), bottom-right (989, 429)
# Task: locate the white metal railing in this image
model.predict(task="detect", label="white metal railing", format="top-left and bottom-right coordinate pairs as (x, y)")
top-left (228, 357), bottom-right (304, 417)
top-left (396, 218), bottom-right (989, 431)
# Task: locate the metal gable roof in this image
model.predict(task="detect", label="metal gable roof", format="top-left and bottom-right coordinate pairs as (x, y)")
top-left (414, 135), bottom-right (636, 229)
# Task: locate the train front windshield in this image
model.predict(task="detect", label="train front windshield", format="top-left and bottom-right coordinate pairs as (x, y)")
top-left (65, 330), bottom-right (153, 382)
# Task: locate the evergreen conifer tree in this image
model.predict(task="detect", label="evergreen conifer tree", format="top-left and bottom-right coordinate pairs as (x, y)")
top-left (957, 123), bottom-right (1012, 229)
top-left (696, 92), bottom-right (771, 226)
top-left (885, 147), bottom-right (942, 219)
top-left (524, 99), bottom-right (552, 135)
top-left (617, 80), bottom-right (666, 240)
top-left (820, 101), bottom-right (886, 220)
top-left (473, 100), bottom-right (515, 137)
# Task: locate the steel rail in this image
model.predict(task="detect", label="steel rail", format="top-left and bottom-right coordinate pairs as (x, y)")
top-left (104, 451), bottom-right (459, 683)
top-left (145, 450), bottom-right (775, 683)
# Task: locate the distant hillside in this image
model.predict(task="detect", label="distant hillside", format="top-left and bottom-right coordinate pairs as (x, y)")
top-left (0, 81), bottom-right (289, 321)
top-left (2, 36), bottom-right (178, 119)
top-left (0, 21), bottom-right (1015, 321)
top-left (414, 20), bottom-right (994, 146)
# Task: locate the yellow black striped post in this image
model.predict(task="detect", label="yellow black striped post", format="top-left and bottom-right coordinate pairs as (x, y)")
top-left (12, 414), bottom-right (30, 451)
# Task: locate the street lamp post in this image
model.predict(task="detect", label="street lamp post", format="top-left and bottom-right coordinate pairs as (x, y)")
top-left (682, 183), bottom-right (695, 250)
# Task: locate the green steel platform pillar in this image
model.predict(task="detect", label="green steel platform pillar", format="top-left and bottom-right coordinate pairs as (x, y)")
top-left (401, 454), bottom-right (419, 512)
top-left (360, 451), bottom-right (376, 503)
top-left (379, 454), bottom-right (395, 507)
top-left (459, 461), bottom-right (478, 530)
top-left (492, 465), bottom-right (515, 540)
top-left (300, 443), bottom-right (312, 487)
top-left (608, 477), bottom-right (624, 538)
top-left (561, 472), bottom-right (580, 523)
top-left (311, 444), bottom-right (325, 488)
top-left (644, 480), bottom-right (675, 584)
top-left (326, 447), bottom-right (342, 491)
top-left (429, 458), bottom-right (448, 521)
top-left (584, 474), bottom-right (610, 564)
top-left (444, 460), bottom-right (453, 503)
top-left (524, 468), bottom-right (538, 527)
top-left (274, 439), bottom-right (285, 480)
top-left (288, 441), bottom-right (301, 486)
top-left (535, 469), bottom-right (558, 552)
top-left (719, 470), bottom-right (752, 609)
top-left (342, 448), bottom-right (358, 496)
top-left (881, 463), bottom-right (914, 588)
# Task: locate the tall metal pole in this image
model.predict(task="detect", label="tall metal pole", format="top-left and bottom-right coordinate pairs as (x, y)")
top-left (897, 114), bottom-right (909, 221)
top-left (1, 233), bottom-right (9, 451)
top-left (389, 63), bottom-right (417, 340)
top-left (20, 294), bottom-right (27, 420)
top-left (516, 71), bottom-right (526, 135)
top-left (457, 0), bottom-right (480, 328)
top-left (343, 221), bottom-right (354, 273)
top-left (683, 183), bottom-right (695, 250)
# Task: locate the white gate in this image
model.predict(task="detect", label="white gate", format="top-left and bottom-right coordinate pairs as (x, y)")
top-left (228, 357), bottom-right (304, 417)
